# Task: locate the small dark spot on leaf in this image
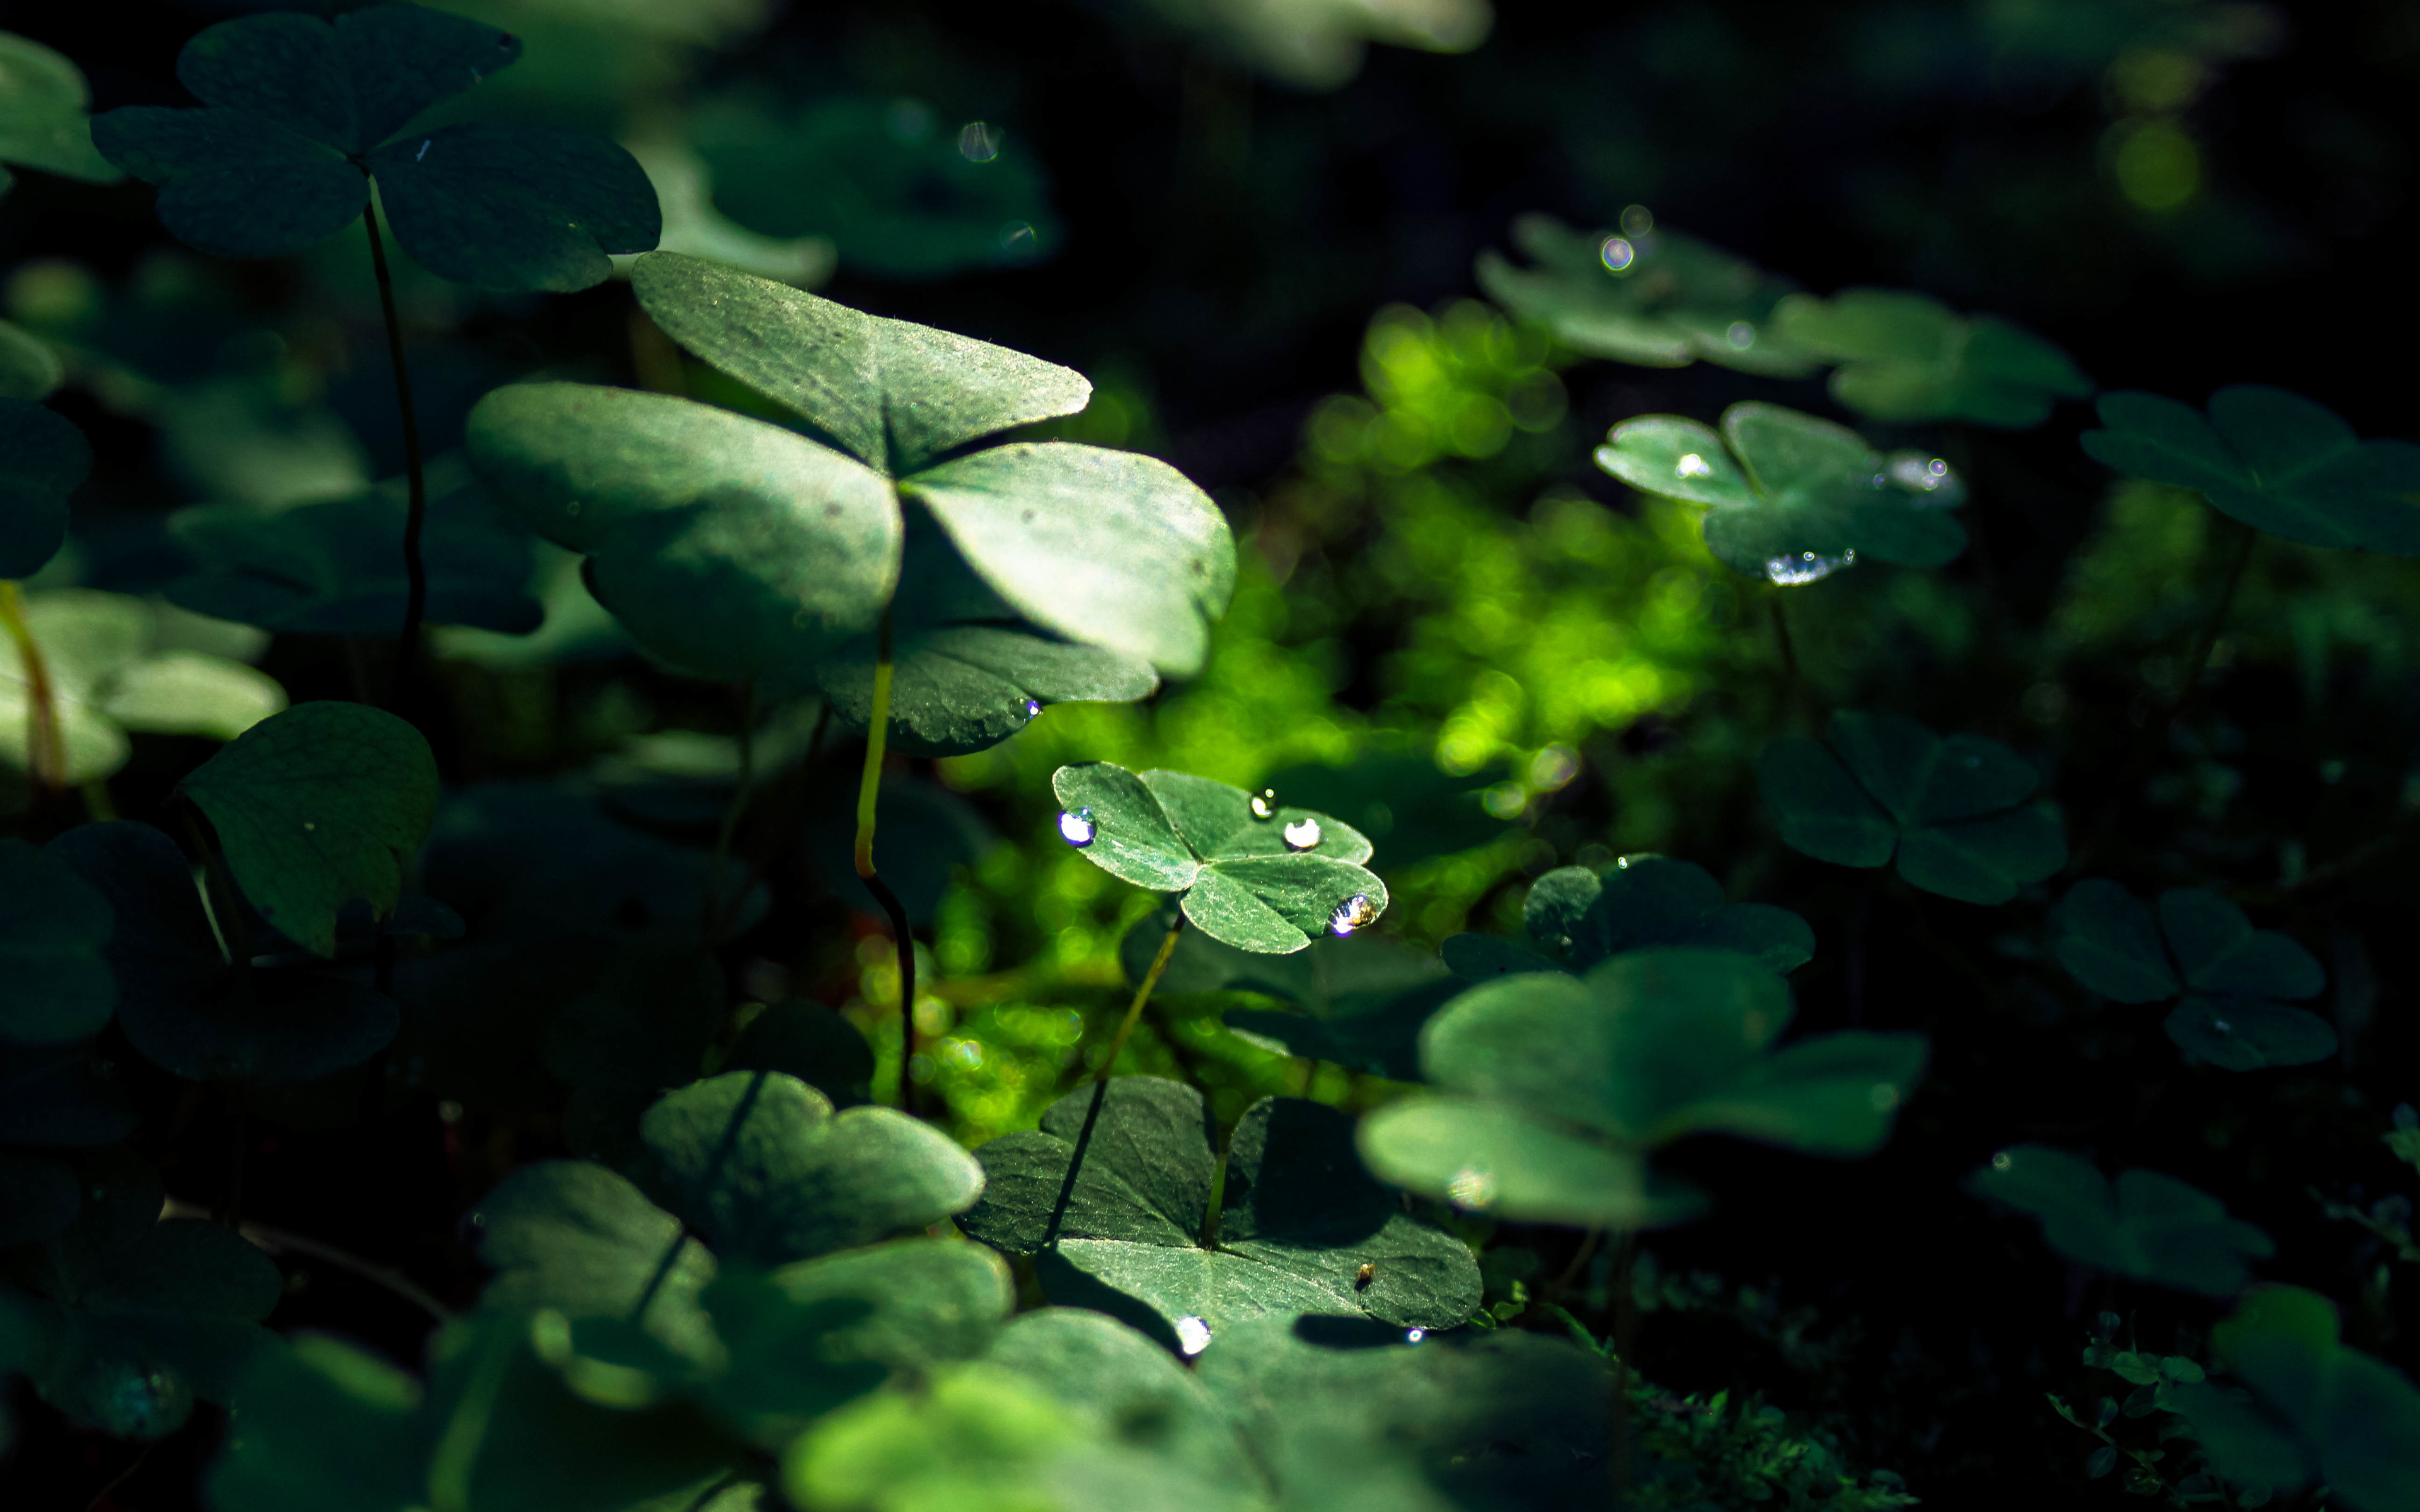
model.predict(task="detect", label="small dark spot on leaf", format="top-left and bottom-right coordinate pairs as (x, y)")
top-left (826, 503), bottom-right (843, 517)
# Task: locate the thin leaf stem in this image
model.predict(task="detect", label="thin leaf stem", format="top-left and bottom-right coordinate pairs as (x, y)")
top-left (0, 580), bottom-right (66, 791)
top-left (1097, 914), bottom-right (1185, 1083)
top-left (165, 1200), bottom-right (454, 1321)
top-left (851, 606), bottom-right (919, 1116)
top-left (362, 199), bottom-right (429, 718)
top-left (178, 806), bottom-right (251, 975)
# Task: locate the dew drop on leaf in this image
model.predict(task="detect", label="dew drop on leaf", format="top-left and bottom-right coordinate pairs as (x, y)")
top-left (1282, 817), bottom-right (1322, 850)
top-left (1023, 699), bottom-right (1041, 719)
top-left (1249, 788), bottom-right (1279, 821)
top-left (1329, 893), bottom-right (1378, 935)
top-left (1764, 549), bottom-right (1856, 585)
top-left (1674, 452), bottom-right (1713, 479)
top-left (1599, 236), bottom-right (1635, 272)
top-left (1726, 321), bottom-right (1754, 348)
top-left (1174, 1315), bottom-right (1213, 1356)
top-left (1057, 809), bottom-right (1096, 847)
top-left (1405, 1327), bottom-right (1427, 1344)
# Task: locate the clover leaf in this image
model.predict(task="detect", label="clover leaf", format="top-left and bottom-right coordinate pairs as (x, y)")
top-left (1357, 948), bottom-right (1928, 1230)
top-left (471, 1159), bottom-right (722, 1366)
top-left (166, 486), bottom-right (540, 636)
top-left (1477, 212), bottom-right (1823, 377)
top-left (638, 1070), bottom-right (984, 1268)
top-left (202, 1332), bottom-right (427, 1512)
top-left (1115, 905), bottom-right (1460, 1080)
top-left (0, 398), bottom-right (92, 579)
top-left (1595, 401), bottom-right (1968, 582)
top-left (694, 94), bottom-right (1059, 280)
top-left (0, 1148), bottom-right (282, 1440)
top-left (1443, 855), bottom-right (1813, 983)
top-left (1770, 288), bottom-right (2093, 428)
top-left (177, 701), bottom-right (438, 958)
top-left (1053, 762), bottom-right (1389, 954)
top-left (959, 1078), bottom-right (1481, 1348)
top-left (2169, 1286), bottom-right (2420, 1512)
top-left (3, 589), bottom-right (286, 792)
top-left (0, 317), bottom-right (64, 401)
top-left (2078, 384), bottom-right (2420, 554)
top-left (1965, 1143), bottom-right (2273, 1296)
top-left (980, 1309), bottom-right (1262, 1498)
top-left (0, 32), bottom-right (122, 198)
top-left (1757, 710), bottom-right (2065, 905)
top-left (2049, 879), bottom-right (2334, 1070)
top-left (1193, 1314), bottom-right (1613, 1512)
top-left (0, 837), bottom-right (115, 1045)
top-left (48, 822), bottom-right (399, 1085)
top-left (91, 6), bottom-right (659, 289)
top-left (0, 1041), bottom-right (138, 1148)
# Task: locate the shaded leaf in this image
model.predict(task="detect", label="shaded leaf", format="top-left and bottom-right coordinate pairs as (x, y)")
top-left (0, 32), bottom-right (122, 189)
top-left (981, 1309), bottom-right (1262, 1496)
top-left (205, 1333), bottom-right (426, 1512)
top-left (366, 124), bottom-right (661, 292)
top-left (0, 836), bottom-right (115, 1045)
top-left (470, 1160), bottom-right (720, 1368)
top-left (2165, 998), bottom-right (2338, 1072)
top-left (726, 1002), bottom-right (877, 1109)
top-left (0, 399), bottom-right (92, 578)
top-left (0, 1041), bottom-right (138, 1147)
top-left (1772, 287), bottom-right (2093, 427)
top-left (1446, 856), bottom-right (1812, 982)
top-left (1966, 1143), bottom-right (2272, 1296)
top-left (179, 702), bottom-right (439, 958)
top-left (0, 318), bottom-right (62, 401)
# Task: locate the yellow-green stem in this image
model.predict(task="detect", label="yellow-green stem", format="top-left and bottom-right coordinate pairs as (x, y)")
top-left (0, 580), bottom-right (66, 790)
top-left (849, 607), bottom-right (918, 1114)
top-left (1097, 915), bottom-right (1185, 1082)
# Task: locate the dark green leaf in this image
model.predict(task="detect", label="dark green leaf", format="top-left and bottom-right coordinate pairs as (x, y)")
top-left (367, 124), bottom-right (660, 292)
top-left (1476, 213), bottom-right (1821, 376)
top-left (0, 1041), bottom-right (137, 1147)
top-left (2048, 879), bottom-right (2179, 1002)
top-left (166, 488), bottom-right (539, 636)
top-left (205, 1333), bottom-right (427, 1512)
top-left (0, 836), bottom-right (115, 1044)
top-left (726, 1002), bottom-right (877, 1109)
top-left (981, 1309), bottom-right (1262, 1496)
top-left (178, 702), bottom-right (439, 958)
top-left (1252, 749), bottom-right (1508, 866)
top-left (2165, 998), bottom-right (2338, 1072)
top-left (1757, 712), bottom-right (2064, 904)
top-left (2157, 889), bottom-right (2324, 1000)
top-left (630, 251), bottom-right (1089, 478)
top-left (1460, 856), bottom-right (1812, 976)
top-left (2080, 386), bottom-right (2420, 554)
top-left (0, 399), bottom-right (92, 578)
top-left (171, 7), bottom-right (521, 156)
top-left (1772, 288), bottom-right (2093, 427)
top-left (0, 318), bottom-right (63, 400)
top-left (959, 1078), bottom-right (1479, 1343)
top-left (0, 1152), bottom-right (79, 1245)
top-left (1966, 1143), bottom-right (2273, 1295)
top-left (48, 821), bottom-right (396, 1085)
top-left (471, 1160), bottom-right (720, 1368)
top-left (1595, 403), bottom-right (1966, 580)
top-left (0, 32), bottom-right (121, 188)
top-left (90, 107), bottom-right (365, 259)
top-left (815, 624), bottom-right (1157, 758)
top-left (638, 1070), bottom-right (984, 1267)
top-left (466, 382), bottom-right (898, 682)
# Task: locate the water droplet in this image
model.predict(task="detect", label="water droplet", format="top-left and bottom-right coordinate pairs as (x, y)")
top-left (1282, 817), bottom-right (1323, 850)
top-left (957, 121), bottom-right (1000, 163)
top-left (1405, 1327), bottom-right (1427, 1344)
top-left (2212, 1019), bottom-right (2232, 1033)
top-left (1445, 1165), bottom-right (1497, 1209)
top-left (1000, 222), bottom-right (1037, 252)
top-left (1328, 893), bottom-right (1379, 936)
top-left (1174, 1315), bottom-right (1213, 1356)
top-left (1023, 699), bottom-right (1041, 719)
top-left (1990, 1151), bottom-right (2013, 1172)
top-left (1674, 452), bottom-right (1714, 479)
top-left (1726, 321), bottom-right (1754, 348)
top-left (1868, 1083), bottom-right (1899, 1112)
top-left (416, 139), bottom-right (431, 161)
top-left (1249, 788), bottom-right (1279, 821)
top-left (1764, 549), bottom-right (1856, 586)
top-left (1057, 810), bottom-right (1096, 847)
top-left (1599, 236), bottom-right (1635, 273)
top-left (1620, 204), bottom-right (1655, 237)
top-left (1884, 450), bottom-right (1966, 506)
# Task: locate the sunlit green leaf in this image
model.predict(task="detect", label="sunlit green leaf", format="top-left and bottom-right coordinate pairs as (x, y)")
top-left (1966, 1143), bottom-right (2272, 1296)
top-left (2081, 385), bottom-right (2420, 554)
top-left (178, 701), bottom-right (440, 958)
top-left (1772, 287), bottom-right (2093, 428)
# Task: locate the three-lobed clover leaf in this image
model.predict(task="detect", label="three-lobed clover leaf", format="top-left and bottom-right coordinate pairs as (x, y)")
top-left (2170, 1285), bottom-right (2420, 1512)
top-left (178, 701), bottom-right (441, 958)
top-left (48, 822), bottom-right (397, 1085)
top-left (959, 1077), bottom-right (1481, 1349)
top-left (979, 1308), bottom-right (1262, 1498)
top-left (0, 397), bottom-right (92, 580)
top-left (2, 588), bottom-right (286, 792)
top-left (1357, 947), bottom-right (1928, 1230)
top-left (1443, 854), bottom-right (1814, 983)
top-left (1965, 1143), bottom-right (2273, 1297)
top-left (0, 31), bottom-right (122, 198)
top-left (2049, 879), bottom-right (2333, 1071)
top-left (1475, 212), bottom-right (1823, 377)
top-left (166, 486), bottom-right (540, 636)
top-left (694, 94), bottom-right (1059, 280)
top-left (1769, 287), bottom-right (2094, 428)
top-left (1053, 762), bottom-right (1389, 954)
top-left (1758, 710), bottom-right (2065, 905)
top-left (1595, 401), bottom-right (1968, 583)
top-left (2078, 384), bottom-right (2420, 554)
top-left (0, 836), bottom-right (115, 1045)
top-left (91, 4), bottom-right (659, 289)
top-left (1116, 905), bottom-right (1461, 1080)
top-left (1, 1148), bottom-right (282, 1441)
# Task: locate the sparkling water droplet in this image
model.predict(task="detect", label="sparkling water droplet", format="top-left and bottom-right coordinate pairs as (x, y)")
top-left (1328, 893), bottom-right (1378, 936)
top-left (1763, 549), bottom-right (1857, 585)
top-left (1674, 452), bottom-right (1714, 479)
top-left (1023, 699), bottom-right (1041, 719)
top-left (1249, 788), bottom-right (1279, 821)
top-left (1884, 450), bottom-right (1966, 506)
top-left (1446, 1165), bottom-right (1497, 1209)
top-left (1726, 321), bottom-right (1754, 348)
top-left (1991, 1151), bottom-right (2013, 1172)
top-left (2212, 1018), bottom-right (2232, 1033)
top-left (1057, 810), bottom-right (1096, 847)
top-left (1282, 817), bottom-right (1323, 850)
top-left (1174, 1315), bottom-right (1213, 1356)
top-left (1405, 1327), bottom-right (1427, 1344)
top-left (1599, 236), bottom-right (1635, 273)
top-left (1620, 204), bottom-right (1655, 237)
